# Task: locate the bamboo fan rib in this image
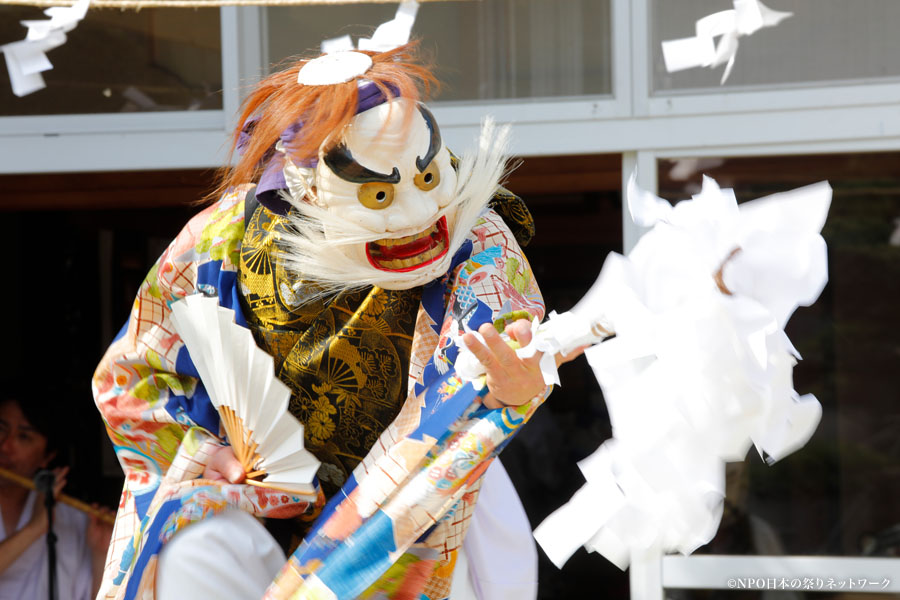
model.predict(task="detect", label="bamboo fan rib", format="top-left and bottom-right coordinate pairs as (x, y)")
top-left (170, 294), bottom-right (320, 498)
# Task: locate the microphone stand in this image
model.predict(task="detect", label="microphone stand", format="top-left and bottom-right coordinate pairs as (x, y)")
top-left (45, 489), bottom-right (57, 600)
top-left (34, 470), bottom-right (58, 600)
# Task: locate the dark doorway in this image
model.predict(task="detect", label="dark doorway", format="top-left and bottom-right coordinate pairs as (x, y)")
top-left (0, 155), bottom-right (625, 597)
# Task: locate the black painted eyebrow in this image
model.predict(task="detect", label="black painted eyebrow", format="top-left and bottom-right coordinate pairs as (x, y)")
top-left (415, 104), bottom-right (442, 172)
top-left (323, 143), bottom-right (401, 184)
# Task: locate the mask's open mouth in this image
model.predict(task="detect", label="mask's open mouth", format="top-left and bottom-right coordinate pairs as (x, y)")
top-left (366, 216), bottom-right (449, 272)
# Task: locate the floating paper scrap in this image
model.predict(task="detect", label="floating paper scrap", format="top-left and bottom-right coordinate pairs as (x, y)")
top-left (321, 34), bottom-right (355, 55)
top-left (661, 0), bottom-right (792, 84)
top-left (320, 1), bottom-right (419, 54)
top-left (0, 0), bottom-right (91, 97)
top-left (533, 175), bottom-right (831, 570)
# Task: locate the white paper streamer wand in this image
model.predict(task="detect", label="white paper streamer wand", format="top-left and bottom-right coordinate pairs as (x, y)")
top-left (533, 176), bottom-right (831, 571)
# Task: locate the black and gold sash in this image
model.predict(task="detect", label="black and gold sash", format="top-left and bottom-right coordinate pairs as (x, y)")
top-left (238, 199), bottom-right (422, 498)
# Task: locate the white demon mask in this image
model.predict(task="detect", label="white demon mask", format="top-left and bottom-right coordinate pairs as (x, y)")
top-left (279, 97), bottom-right (509, 296)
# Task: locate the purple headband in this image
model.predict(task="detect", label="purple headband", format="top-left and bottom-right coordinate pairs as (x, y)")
top-left (243, 81), bottom-right (400, 215)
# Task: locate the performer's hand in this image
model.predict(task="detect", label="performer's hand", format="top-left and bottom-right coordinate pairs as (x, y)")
top-left (203, 444), bottom-right (246, 483)
top-left (459, 320), bottom-right (556, 409)
top-left (463, 319), bottom-right (587, 410)
top-left (27, 466), bottom-right (68, 534)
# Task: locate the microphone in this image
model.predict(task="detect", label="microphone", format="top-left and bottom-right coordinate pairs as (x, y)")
top-left (33, 470), bottom-right (56, 495)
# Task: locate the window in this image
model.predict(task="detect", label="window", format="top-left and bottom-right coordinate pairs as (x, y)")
top-left (0, 7), bottom-right (222, 115)
top-left (651, 0), bottom-right (900, 94)
top-left (266, 0), bottom-right (612, 102)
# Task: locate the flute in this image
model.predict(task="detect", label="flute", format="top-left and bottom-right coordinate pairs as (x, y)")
top-left (0, 467), bottom-right (116, 525)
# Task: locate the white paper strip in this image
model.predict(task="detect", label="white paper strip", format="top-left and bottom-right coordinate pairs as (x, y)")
top-left (661, 0), bottom-right (792, 84)
top-left (320, 34), bottom-right (354, 55)
top-left (317, 1), bottom-right (420, 56)
top-left (0, 0), bottom-right (91, 97)
top-left (358, 1), bottom-right (419, 52)
top-left (1, 41), bottom-right (51, 97)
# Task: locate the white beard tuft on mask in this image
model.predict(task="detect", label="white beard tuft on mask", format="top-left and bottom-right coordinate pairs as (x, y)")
top-left (275, 118), bottom-right (511, 303)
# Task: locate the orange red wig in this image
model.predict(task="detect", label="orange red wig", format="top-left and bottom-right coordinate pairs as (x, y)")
top-left (216, 43), bottom-right (438, 198)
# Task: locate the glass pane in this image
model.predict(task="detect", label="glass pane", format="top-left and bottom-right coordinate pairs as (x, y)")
top-left (0, 7), bottom-right (222, 115)
top-left (267, 0), bottom-right (611, 102)
top-left (651, 0), bottom-right (900, 93)
top-left (657, 153), bottom-right (900, 558)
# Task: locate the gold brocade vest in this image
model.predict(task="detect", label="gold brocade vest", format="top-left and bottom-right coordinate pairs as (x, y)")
top-left (238, 199), bottom-right (422, 498)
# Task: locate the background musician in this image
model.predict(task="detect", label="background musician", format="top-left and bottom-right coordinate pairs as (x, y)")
top-left (0, 390), bottom-right (113, 600)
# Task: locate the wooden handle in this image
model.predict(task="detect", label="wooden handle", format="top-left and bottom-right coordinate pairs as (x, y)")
top-left (0, 467), bottom-right (116, 525)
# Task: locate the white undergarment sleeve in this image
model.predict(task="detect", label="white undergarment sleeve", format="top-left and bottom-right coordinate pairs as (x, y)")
top-left (449, 544), bottom-right (478, 600)
top-left (453, 459), bottom-right (538, 600)
top-left (157, 509), bottom-right (286, 600)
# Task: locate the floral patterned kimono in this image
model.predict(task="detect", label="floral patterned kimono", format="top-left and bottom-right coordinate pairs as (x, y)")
top-left (92, 185), bottom-right (548, 600)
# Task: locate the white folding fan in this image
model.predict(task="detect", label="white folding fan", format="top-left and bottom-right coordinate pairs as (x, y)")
top-left (170, 293), bottom-right (320, 498)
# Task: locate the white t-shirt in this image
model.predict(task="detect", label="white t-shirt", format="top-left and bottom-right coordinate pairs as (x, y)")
top-left (0, 491), bottom-right (93, 600)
